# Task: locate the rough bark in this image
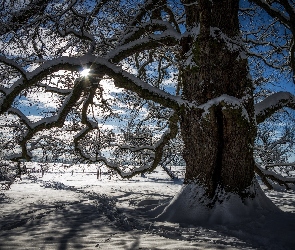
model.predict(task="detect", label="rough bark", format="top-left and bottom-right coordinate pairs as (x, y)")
top-left (180, 0), bottom-right (256, 199)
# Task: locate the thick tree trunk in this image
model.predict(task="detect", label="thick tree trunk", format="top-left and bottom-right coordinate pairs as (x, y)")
top-left (180, 0), bottom-right (256, 199)
top-left (157, 0), bottom-right (279, 225)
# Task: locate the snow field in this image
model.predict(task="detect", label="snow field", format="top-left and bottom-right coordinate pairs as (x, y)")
top-left (0, 163), bottom-right (294, 249)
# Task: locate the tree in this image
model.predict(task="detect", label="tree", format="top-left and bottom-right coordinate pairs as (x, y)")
top-left (0, 0), bottom-right (295, 224)
top-left (254, 113), bottom-right (295, 189)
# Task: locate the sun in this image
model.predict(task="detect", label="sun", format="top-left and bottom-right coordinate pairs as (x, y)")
top-left (80, 68), bottom-right (90, 77)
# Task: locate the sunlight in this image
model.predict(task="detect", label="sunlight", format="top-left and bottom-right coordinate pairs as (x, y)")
top-left (80, 68), bottom-right (90, 77)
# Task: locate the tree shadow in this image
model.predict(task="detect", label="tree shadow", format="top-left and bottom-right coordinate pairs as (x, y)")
top-left (215, 209), bottom-right (295, 250)
top-left (54, 202), bottom-right (104, 250)
top-left (1, 178), bottom-right (294, 250)
top-left (0, 180), bottom-right (122, 250)
top-left (117, 190), bottom-right (295, 250)
top-left (0, 200), bottom-right (103, 248)
top-left (0, 180), bottom-right (147, 250)
top-left (265, 189), bottom-right (295, 211)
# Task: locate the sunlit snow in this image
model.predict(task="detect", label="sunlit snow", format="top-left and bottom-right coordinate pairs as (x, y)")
top-left (0, 163), bottom-right (294, 249)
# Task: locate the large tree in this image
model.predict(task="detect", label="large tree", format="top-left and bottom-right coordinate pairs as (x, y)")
top-left (1, 0), bottom-right (295, 224)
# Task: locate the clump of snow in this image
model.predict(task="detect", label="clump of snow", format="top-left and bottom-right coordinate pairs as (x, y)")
top-left (198, 94), bottom-right (250, 121)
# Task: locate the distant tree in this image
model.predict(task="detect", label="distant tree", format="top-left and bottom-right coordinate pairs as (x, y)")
top-left (254, 113), bottom-right (295, 189)
top-left (1, 0), bottom-right (295, 223)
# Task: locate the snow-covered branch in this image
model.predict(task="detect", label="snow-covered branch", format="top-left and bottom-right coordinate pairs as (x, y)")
top-left (6, 78), bottom-right (88, 161)
top-left (255, 92), bottom-right (295, 123)
top-left (0, 52), bottom-right (188, 116)
top-left (0, 56), bottom-right (28, 79)
top-left (36, 83), bottom-right (72, 95)
top-left (265, 162), bottom-right (295, 168)
top-left (255, 163), bottom-right (295, 189)
top-left (74, 112), bottom-right (179, 178)
top-left (250, 0), bottom-right (291, 28)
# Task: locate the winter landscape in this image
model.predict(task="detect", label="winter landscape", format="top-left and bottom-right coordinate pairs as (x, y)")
top-left (1, 0), bottom-right (295, 249)
top-left (1, 163), bottom-right (294, 250)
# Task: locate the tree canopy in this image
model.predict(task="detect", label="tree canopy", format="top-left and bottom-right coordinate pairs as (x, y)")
top-left (1, 0), bottom-right (295, 193)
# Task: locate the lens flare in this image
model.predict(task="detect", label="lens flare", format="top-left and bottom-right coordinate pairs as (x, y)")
top-left (80, 68), bottom-right (90, 77)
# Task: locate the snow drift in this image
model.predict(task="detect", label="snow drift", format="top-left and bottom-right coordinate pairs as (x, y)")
top-left (156, 180), bottom-right (280, 226)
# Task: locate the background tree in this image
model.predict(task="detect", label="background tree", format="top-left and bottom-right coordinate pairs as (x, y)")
top-left (1, 0), bottom-right (295, 224)
top-left (254, 112), bottom-right (295, 189)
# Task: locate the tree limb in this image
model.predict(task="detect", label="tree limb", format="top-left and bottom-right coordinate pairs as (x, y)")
top-left (250, 0), bottom-right (291, 28)
top-left (255, 163), bottom-right (295, 189)
top-left (0, 55), bottom-right (187, 116)
top-left (255, 91), bottom-right (295, 123)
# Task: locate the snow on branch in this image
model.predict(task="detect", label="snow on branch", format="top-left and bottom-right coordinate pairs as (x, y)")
top-left (74, 112), bottom-right (179, 179)
top-left (109, 28), bottom-right (181, 63)
top-left (118, 19), bottom-right (181, 47)
top-left (198, 94), bottom-right (250, 120)
top-left (116, 144), bottom-right (156, 152)
top-left (0, 56), bottom-right (28, 79)
top-left (0, 54), bottom-right (187, 116)
top-left (255, 91), bottom-right (295, 123)
top-left (250, 0), bottom-right (291, 28)
top-left (255, 163), bottom-right (295, 190)
top-left (36, 83), bottom-right (72, 95)
top-left (6, 79), bottom-right (88, 161)
top-left (265, 162), bottom-right (295, 168)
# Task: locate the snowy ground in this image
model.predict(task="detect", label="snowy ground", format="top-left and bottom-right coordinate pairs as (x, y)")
top-left (0, 164), bottom-right (295, 250)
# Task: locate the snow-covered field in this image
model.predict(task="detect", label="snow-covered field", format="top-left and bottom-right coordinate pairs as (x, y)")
top-left (0, 163), bottom-right (294, 250)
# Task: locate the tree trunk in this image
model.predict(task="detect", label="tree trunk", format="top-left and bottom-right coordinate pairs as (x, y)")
top-left (157, 0), bottom-right (279, 225)
top-left (180, 0), bottom-right (256, 198)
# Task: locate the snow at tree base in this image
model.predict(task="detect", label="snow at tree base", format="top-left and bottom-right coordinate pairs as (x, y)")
top-left (156, 181), bottom-right (279, 225)
top-left (1, 0), bottom-right (295, 249)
